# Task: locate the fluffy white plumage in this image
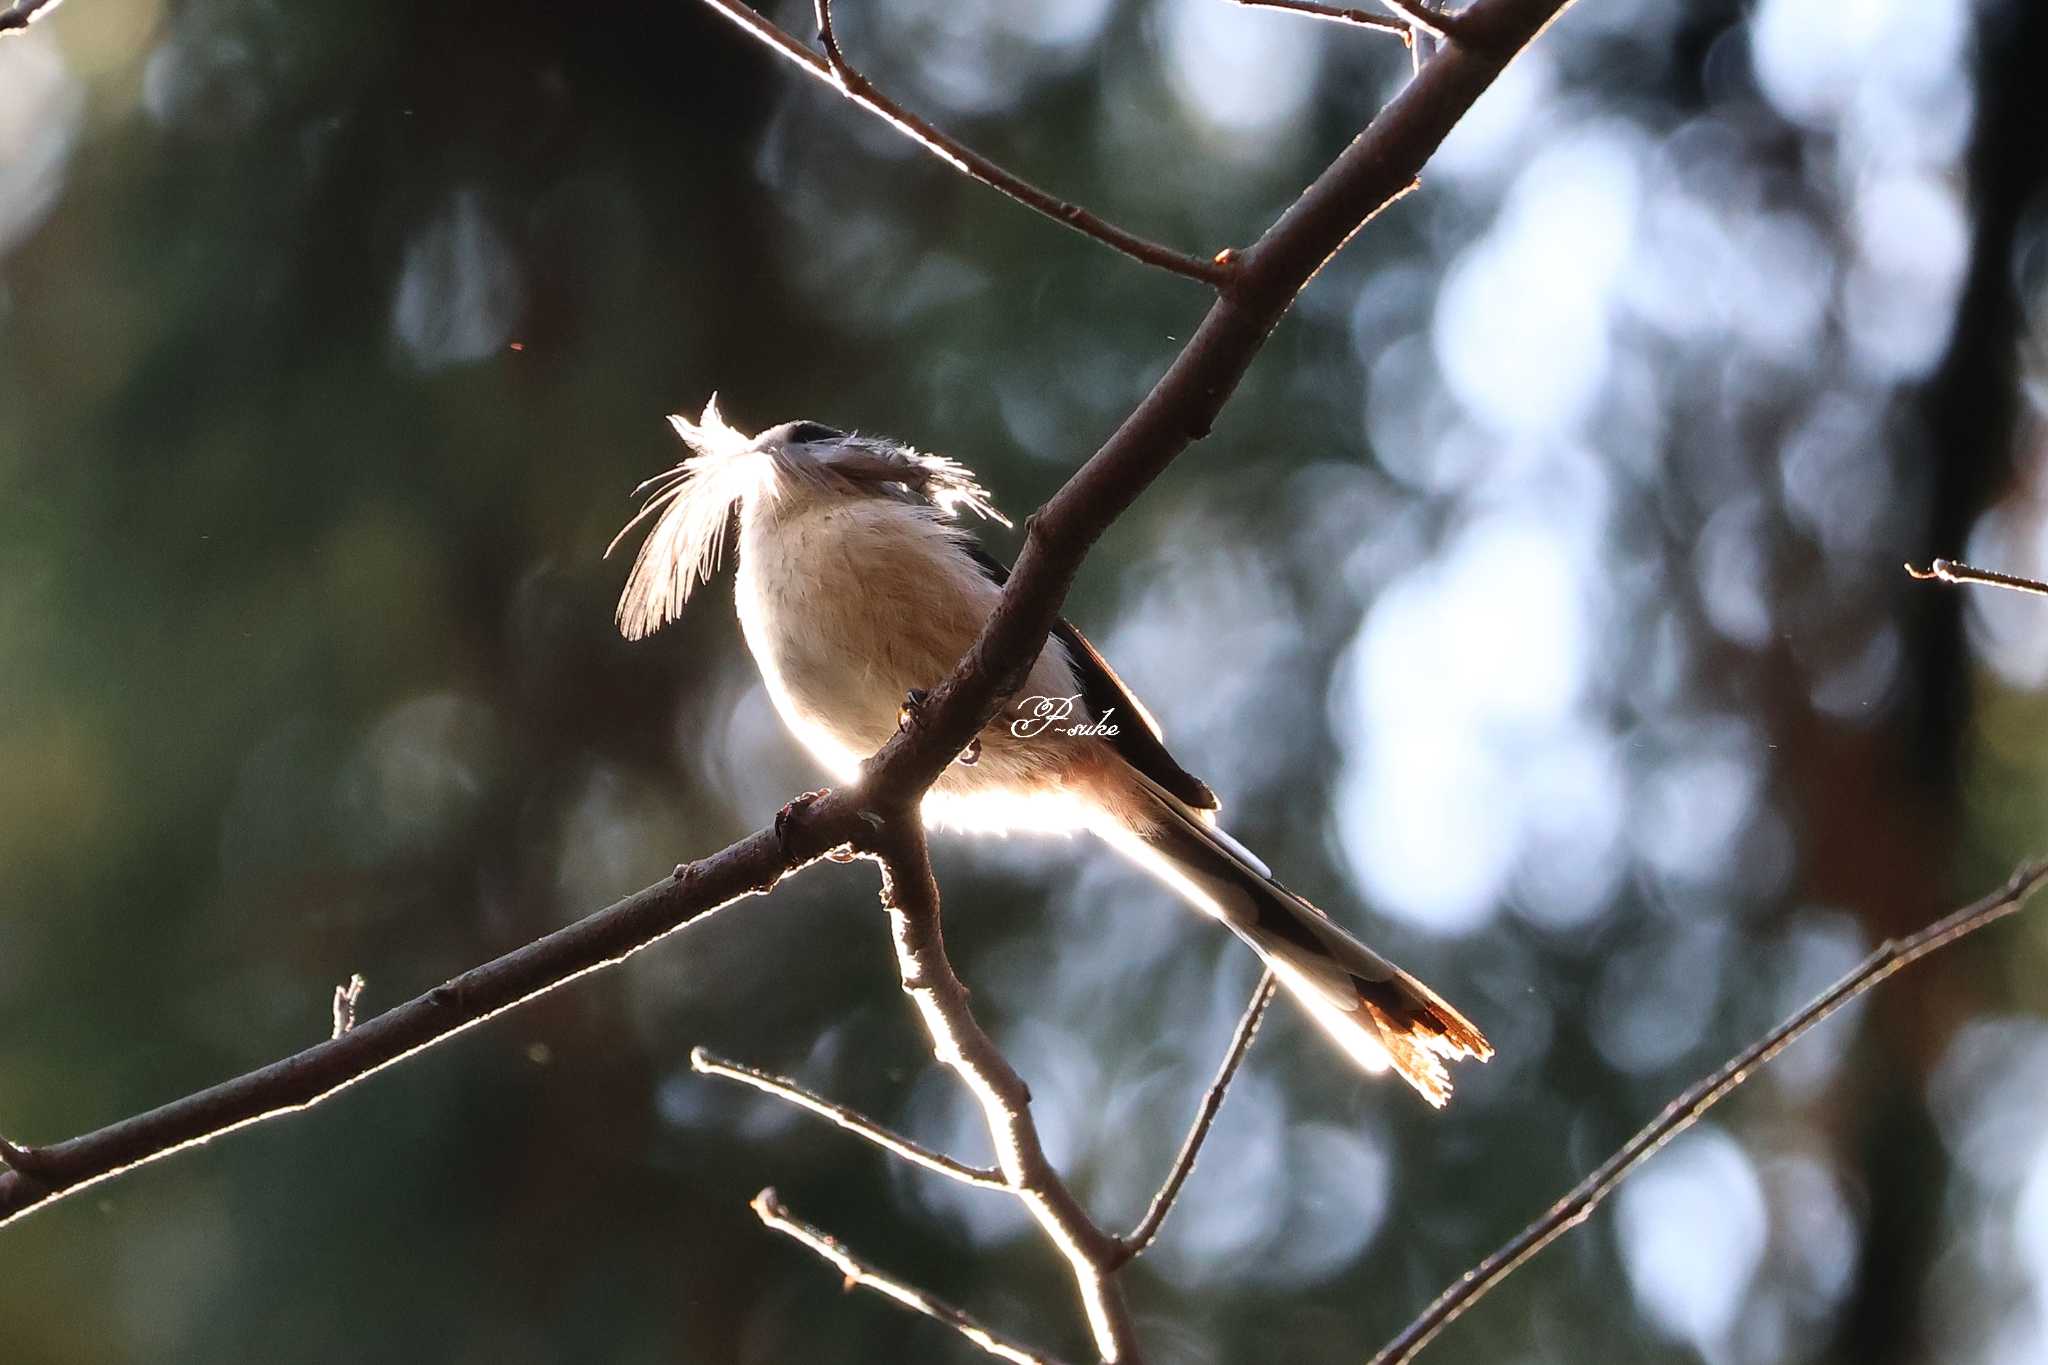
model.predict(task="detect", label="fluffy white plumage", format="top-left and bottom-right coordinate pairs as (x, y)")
top-left (608, 401), bottom-right (1494, 1105)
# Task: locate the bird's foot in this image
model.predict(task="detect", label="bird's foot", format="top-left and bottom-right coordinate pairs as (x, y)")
top-left (898, 688), bottom-right (929, 732)
top-left (774, 788), bottom-right (831, 857)
top-left (899, 688), bottom-right (981, 766)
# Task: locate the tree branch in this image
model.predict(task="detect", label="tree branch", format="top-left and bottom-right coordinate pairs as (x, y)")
top-left (692, 0), bottom-right (1228, 285)
top-left (1374, 0), bottom-right (1486, 46)
top-left (845, 0), bottom-right (1573, 808)
top-left (0, 0), bottom-right (1572, 1257)
top-left (1370, 858), bottom-right (2048, 1365)
top-left (751, 1187), bottom-right (1074, 1365)
top-left (0, 0), bottom-right (66, 36)
top-left (1234, 0), bottom-right (1411, 40)
top-left (0, 816), bottom-right (874, 1228)
top-left (866, 818), bottom-right (1142, 1362)
top-left (1110, 970), bottom-right (1277, 1267)
top-left (1905, 557), bottom-right (2048, 598)
top-left (689, 1045), bottom-right (1007, 1189)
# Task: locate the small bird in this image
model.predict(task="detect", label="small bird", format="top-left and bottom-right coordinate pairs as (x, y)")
top-left (611, 399), bottom-right (1491, 1105)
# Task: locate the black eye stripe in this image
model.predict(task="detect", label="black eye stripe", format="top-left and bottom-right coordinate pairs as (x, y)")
top-left (786, 421), bottom-right (843, 444)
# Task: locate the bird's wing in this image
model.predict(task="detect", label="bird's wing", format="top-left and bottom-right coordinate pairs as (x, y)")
top-left (959, 541), bottom-right (1220, 812)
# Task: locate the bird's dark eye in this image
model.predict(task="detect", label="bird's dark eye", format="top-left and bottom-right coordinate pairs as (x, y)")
top-left (785, 421), bottom-right (843, 444)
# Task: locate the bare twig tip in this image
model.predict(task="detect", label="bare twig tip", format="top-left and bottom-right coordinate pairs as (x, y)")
top-left (1901, 558), bottom-right (2048, 598)
top-left (330, 973), bottom-right (366, 1041)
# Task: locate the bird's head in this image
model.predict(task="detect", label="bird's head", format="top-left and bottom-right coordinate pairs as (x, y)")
top-left (608, 397), bottom-right (1008, 640)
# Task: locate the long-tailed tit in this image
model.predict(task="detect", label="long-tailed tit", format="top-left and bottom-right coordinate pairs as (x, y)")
top-left (611, 399), bottom-right (1492, 1105)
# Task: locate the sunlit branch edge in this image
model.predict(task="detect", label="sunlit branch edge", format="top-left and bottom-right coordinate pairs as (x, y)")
top-left (689, 1045), bottom-right (1009, 1189)
top-left (1232, 0), bottom-right (1412, 40)
top-left (0, 824), bottom-right (864, 1224)
top-left (864, 823), bottom-right (1144, 1360)
top-left (1373, 0), bottom-right (1502, 46)
top-left (1905, 557), bottom-right (2048, 599)
top-left (1371, 858), bottom-right (2048, 1365)
top-left (752, 1187), bottom-right (1074, 1365)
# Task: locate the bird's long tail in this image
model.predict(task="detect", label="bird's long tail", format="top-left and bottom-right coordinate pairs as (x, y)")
top-left (1107, 777), bottom-right (1492, 1107)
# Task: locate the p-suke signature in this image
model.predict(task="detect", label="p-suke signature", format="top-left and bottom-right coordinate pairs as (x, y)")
top-left (1012, 695), bottom-right (1120, 739)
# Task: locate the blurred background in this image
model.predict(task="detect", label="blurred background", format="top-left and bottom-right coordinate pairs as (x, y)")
top-left (4, 0), bottom-right (2048, 1360)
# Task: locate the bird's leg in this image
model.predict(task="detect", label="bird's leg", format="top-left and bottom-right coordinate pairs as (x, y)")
top-left (899, 688), bottom-right (982, 766)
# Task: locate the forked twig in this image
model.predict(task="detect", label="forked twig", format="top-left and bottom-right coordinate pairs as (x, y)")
top-left (692, 0), bottom-right (1227, 285)
top-left (752, 1187), bottom-right (1073, 1365)
top-left (1111, 970), bottom-right (1277, 1266)
top-left (865, 820), bottom-right (1143, 1361)
top-left (1375, 0), bottom-right (1483, 44)
top-left (1905, 558), bottom-right (2048, 598)
top-left (1372, 859), bottom-right (2048, 1365)
top-left (690, 1045), bottom-right (1007, 1189)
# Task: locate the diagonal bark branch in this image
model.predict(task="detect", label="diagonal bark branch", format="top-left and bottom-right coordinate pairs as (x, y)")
top-left (0, 0), bottom-right (1574, 1254)
top-left (752, 1187), bottom-right (1074, 1365)
top-left (694, 0), bottom-right (1228, 285)
top-left (1370, 858), bottom-right (2048, 1365)
top-left (851, 0), bottom-right (1574, 806)
top-left (0, 818), bottom-right (871, 1227)
top-left (689, 1045), bottom-right (1007, 1189)
top-left (865, 819), bottom-right (1142, 1362)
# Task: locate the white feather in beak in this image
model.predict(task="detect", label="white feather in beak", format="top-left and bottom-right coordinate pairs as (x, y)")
top-left (607, 396), bottom-right (771, 641)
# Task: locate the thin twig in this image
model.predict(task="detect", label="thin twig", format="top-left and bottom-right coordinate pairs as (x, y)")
top-left (1371, 859), bottom-right (2048, 1365)
top-left (1374, 0), bottom-right (1482, 45)
top-left (690, 1045), bottom-right (1008, 1189)
top-left (330, 974), bottom-right (365, 1040)
top-left (752, 1187), bottom-right (1073, 1365)
top-left (0, 0), bottom-right (66, 35)
top-left (1233, 0), bottom-right (1411, 40)
top-left (693, 0), bottom-right (1227, 285)
top-left (1111, 970), bottom-right (1277, 1267)
top-left (0, 814), bottom-right (871, 1229)
top-left (866, 819), bottom-right (1143, 1363)
top-left (1905, 557), bottom-right (2048, 598)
